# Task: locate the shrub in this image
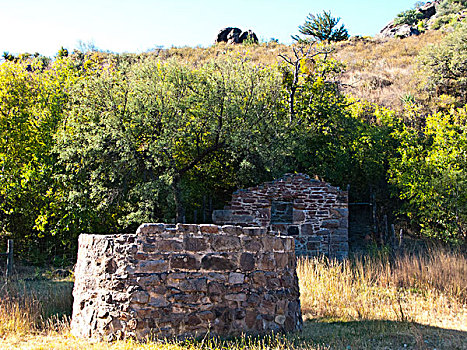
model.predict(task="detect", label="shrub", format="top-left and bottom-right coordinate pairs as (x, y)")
top-left (418, 23), bottom-right (467, 104)
top-left (431, 0), bottom-right (467, 29)
top-left (394, 9), bottom-right (424, 25)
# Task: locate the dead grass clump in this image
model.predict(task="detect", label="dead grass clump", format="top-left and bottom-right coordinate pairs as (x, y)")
top-left (140, 42), bottom-right (294, 68)
top-left (297, 248), bottom-right (467, 330)
top-left (391, 248), bottom-right (467, 303)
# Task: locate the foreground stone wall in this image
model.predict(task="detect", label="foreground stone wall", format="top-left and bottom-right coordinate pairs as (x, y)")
top-left (71, 224), bottom-right (302, 341)
top-left (213, 174), bottom-right (348, 259)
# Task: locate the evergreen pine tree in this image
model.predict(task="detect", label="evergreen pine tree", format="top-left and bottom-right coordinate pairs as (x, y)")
top-left (293, 11), bottom-right (349, 44)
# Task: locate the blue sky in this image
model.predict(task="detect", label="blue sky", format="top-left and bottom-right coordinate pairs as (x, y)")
top-left (0, 0), bottom-right (416, 56)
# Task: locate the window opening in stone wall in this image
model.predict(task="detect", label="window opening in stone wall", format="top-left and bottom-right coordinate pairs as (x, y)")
top-left (271, 201), bottom-right (293, 224)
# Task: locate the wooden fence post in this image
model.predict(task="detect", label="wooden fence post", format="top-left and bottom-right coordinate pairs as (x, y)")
top-left (6, 239), bottom-right (13, 280)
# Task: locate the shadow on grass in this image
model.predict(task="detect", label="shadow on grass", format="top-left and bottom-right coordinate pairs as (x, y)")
top-left (293, 318), bottom-right (467, 350)
top-left (127, 319), bottom-right (467, 350)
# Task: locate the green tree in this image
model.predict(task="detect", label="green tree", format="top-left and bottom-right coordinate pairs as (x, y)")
top-left (279, 49), bottom-right (401, 203)
top-left (55, 57), bottom-right (285, 233)
top-left (390, 106), bottom-right (467, 244)
top-left (393, 9), bottom-right (424, 25)
top-left (293, 11), bottom-right (349, 44)
top-left (0, 57), bottom-right (79, 262)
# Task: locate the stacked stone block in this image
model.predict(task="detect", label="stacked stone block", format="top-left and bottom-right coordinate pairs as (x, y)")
top-left (212, 173), bottom-right (348, 259)
top-left (71, 223), bottom-right (302, 341)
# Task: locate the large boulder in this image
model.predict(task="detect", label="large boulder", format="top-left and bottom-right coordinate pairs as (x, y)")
top-left (378, 22), bottom-right (420, 39)
top-left (216, 27), bottom-right (242, 43)
top-left (227, 29), bottom-right (241, 44)
top-left (419, 1), bottom-right (438, 19)
top-left (215, 27), bottom-right (258, 44)
top-left (394, 24), bottom-right (420, 38)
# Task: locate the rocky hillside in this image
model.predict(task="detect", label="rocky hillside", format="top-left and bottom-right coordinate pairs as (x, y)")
top-left (378, 0), bottom-right (466, 39)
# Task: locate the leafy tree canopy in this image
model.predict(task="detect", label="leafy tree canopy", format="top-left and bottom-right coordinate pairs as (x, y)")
top-left (390, 105), bottom-right (467, 244)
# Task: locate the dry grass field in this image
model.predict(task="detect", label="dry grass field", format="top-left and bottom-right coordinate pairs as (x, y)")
top-left (332, 31), bottom-right (445, 111)
top-left (0, 247), bottom-right (465, 349)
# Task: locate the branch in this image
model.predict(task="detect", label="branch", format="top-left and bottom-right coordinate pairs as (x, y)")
top-left (178, 141), bottom-right (225, 175)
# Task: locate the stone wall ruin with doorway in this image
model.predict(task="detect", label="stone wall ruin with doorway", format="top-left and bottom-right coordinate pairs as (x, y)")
top-left (212, 174), bottom-right (348, 259)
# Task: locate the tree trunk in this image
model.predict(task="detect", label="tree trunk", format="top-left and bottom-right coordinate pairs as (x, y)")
top-left (172, 174), bottom-right (185, 223)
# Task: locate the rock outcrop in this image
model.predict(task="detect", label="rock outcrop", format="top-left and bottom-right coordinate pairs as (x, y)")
top-left (378, 23), bottom-right (421, 39)
top-left (377, 1), bottom-right (441, 39)
top-left (216, 27), bottom-right (258, 44)
top-left (419, 1), bottom-right (439, 19)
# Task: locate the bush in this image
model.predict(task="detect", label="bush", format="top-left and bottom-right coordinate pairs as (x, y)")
top-left (394, 9), bottom-right (424, 25)
top-left (430, 13), bottom-right (457, 29)
top-left (431, 0), bottom-right (467, 29)
top-left (418, 23), bottom-right (467, 104)
top-left (437, 0), bottom-right (465, 17)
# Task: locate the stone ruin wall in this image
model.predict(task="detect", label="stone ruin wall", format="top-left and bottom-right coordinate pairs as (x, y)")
top-left (213, 174), bottom-right (349, 259)
top-left (71, 223), bottom-right (302, 341)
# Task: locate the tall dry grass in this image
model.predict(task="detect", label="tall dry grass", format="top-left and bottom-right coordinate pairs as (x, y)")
top-left (297, 248), bottom-right (467, 330)
top-left (0, 279), bottom-right (72, 337)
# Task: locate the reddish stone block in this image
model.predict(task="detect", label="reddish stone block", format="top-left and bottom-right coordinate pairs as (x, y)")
top-left (228, 272), bottom-right (245, 284)
top-left (257, 253), bottom-right (275, 271)
top-left (251, 271), bottom-right (267, 286)
top-left (138, 260), bottom-right (169, 273)
top-left (266, 277), bottom-right (281, 289)
top-left (156, 240), bottom-right (184, 252)
top-left (274, 252), bottom-right (289, 269)
top-left (199, 224), bottom-right (219, 234)
top-left (241, 238), bottom-right (262, 253)
top-left (201, 254), bottom-right (236, 271)
top-left (300, 223), bottom-right (314, 235)
top-left (322, 219), bottom-right (340, 228)
top-left (211, 235), bottom-right (241, 251)
top-left (293, 210), bottom-right (305, 221)
top-left (207, 281), bottom-right (226, 296)
top-left (245, 310), bottom-right (261, 329)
